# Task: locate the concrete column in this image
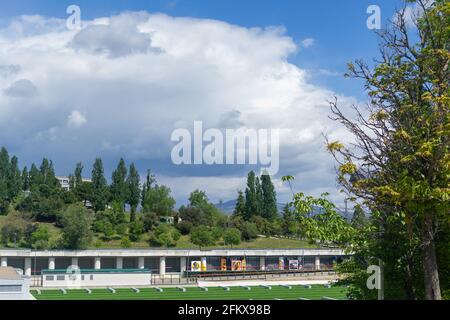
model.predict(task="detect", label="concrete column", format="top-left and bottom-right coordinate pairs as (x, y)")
top-left (159, 256), bottom-right (166, 277)
top-left (116, 257), bottom-right (123, 269)
top-left (48, 257), bottom-right (55, 270)
top-left (94, 257), bottom-right (101, 270)
top-left (260, 256), bottom-right (266, 271)
top-left (1, 257), bottom-right (7, 267)
top-left (71, 257), bottom-right (79, 268)
top-left (138, 257), bottom-right (145, 269)
top-left (24, 258), bottom-right (32, 276)
top-left (180, 257), bottom-right (187, 273)
top-left (315, 256), bottom-right (321, 271)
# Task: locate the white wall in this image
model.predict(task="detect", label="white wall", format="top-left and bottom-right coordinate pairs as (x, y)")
top-left (42, 272), bottom-right (152, 288)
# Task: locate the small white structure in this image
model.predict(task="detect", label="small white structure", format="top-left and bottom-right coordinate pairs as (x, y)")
top-left (42, 269), bottom-right (151, 288)
top-left (56, 176), bottom-right (71, 191)
top-left (0, 267), bottom-right (34, 300)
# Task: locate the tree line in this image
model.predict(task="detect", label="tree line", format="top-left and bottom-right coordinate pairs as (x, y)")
top-left (0, 147), bottom-right (298, 251)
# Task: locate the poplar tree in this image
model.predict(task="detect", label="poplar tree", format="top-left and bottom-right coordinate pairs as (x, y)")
top-left (91, 158), bottom-right (108, 212)
top-left (233, 190), bottom-right (246, 217)
top-left (74, 162), bottom-right (83, 188)
top-left (110, 158), bottom-right (128, 206)
top-left (261, 174), bottom-right (278, 220)
top-left (8, 156), bottom-right (22, 199)
top-left (126, 163), bottom-right (141, 222)
top-left (244, 171), bottom-right (258, 220)
top-left (21, 166), bottom-right (29, 191)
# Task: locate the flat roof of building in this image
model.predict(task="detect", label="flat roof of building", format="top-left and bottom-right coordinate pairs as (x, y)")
top-left (42, 268), bottom-right (151, 274)
top-left (0, 267), bottom-right (20, 280)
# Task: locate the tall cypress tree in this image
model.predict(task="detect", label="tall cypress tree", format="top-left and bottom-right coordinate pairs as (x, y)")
top-left (126, 163), bottom-right (141, 222)
top-left (39, 158), bottom-right (58, 188)
top-left (141, 169), bottom-right (156, 207)
top-left (29, 163), bottom-right (40, 190)
top-left (233, 190), bottom-right (246, 217)
top-left (74, 162), bottom-right (83, 188)
top-left (244, 171), bottom-right (258, 220)
top-left (261, 174), bottom-right (277, 220)
top-left (110, 158), bottom-right (128, 206)
top-left (21, 166), bottom-right (29, 191)
top-left (8, 156), bottom-right (22, 199)
top-left (0, 147), bottom-right (10, 213)
top-left (91, 158), bottom-right (108, 212)
top-left (255, 176), bottom-right (264, 216)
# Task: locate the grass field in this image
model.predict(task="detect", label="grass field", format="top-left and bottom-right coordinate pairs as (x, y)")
top-left (31, 285), bottom-right (347, 300)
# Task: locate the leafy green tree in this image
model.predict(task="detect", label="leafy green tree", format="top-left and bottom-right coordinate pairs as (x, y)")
top-left (128, 219), bottom-right (145, 242)
top-left (149, 224), bottom-right (180, 247)
top-left (223, 228), bottom-right (241, 248)
top-left (233, 190), bottom-right (246, 217)
top-left (60, 204), bottom-right (94, 249)
top-left (91, 158), bottom-right (108, 212)
top-left (17, 184), bottom-right (64, 222)
top-left (281, 204), bottom-right (298, 237)
top-left (142, 185), bottom-right (175, 217)
top-left (142, 211), bottom-right (159, 232)
top-left (176, 220), bottom-right (193, 235)
top-left (188, 190), bottom-right (221, 226)
top-left (28, 224), bottom-right (51, 249)
top-left (0, 211), bottom-right (29, 247)
top-left (126, 163), bottom-right (141, 221)
top-left (141, 170), bottom-right (156, 207)
top-left (326, 0), bottom-right (449, 299)
top-left (76, 181), bottom-right (93, 206)
top-left (120, 236), bottom-right (132, 249)
top-left (292, 191), bottom-right (354, 245)
top-left (351, 205), bottom-right (367, 229)
top-left (190, 226), bottom-right (215, 249)
top-left (178, 205), bottom-right (205, 226)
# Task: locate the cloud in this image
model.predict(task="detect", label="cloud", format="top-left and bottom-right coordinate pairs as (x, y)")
top-left (300, 38), bottom-right (315, 48)
top-left (0, 12), bottom-right (357, 206)
top-left (67, 110), bottom-right (87, 128)
top-left (3, 79), bottom-right (37, 97)
top-left (70, 12), bottom-right (162, 58)
top-left (0, 65), bottom-right (21, 78)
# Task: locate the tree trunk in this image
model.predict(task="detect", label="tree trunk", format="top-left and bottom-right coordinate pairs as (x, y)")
top-left (404, 258), bottom-right (417, 300)
top-left (421, 214), bottom-right (441, 300)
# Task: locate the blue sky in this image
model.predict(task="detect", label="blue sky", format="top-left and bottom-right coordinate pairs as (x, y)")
top-left (0, 1), bottom-right (412, 206)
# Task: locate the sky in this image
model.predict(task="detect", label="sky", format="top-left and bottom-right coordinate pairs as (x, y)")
top-left (0, 0), bottom-right (415, 208)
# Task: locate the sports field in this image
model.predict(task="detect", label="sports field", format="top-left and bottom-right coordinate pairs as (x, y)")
top-left (31, 285), bottom-right (347, 300)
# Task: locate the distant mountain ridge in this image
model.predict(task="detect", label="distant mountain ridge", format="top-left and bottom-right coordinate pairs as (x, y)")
top-left (214, 199), bottom-right (347, 218)
top-left (214, 199), bottom-right (286, 215)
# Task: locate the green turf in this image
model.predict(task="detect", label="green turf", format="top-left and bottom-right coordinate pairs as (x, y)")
top-left (31, 285), bottom-right (347, 300)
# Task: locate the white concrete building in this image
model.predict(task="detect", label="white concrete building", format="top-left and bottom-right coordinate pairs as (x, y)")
top-left (42, 268), bottom-right (152, 288)
top-left (56, 176), bottom-right (92, 191)
top-left (0, 267), bottom-right (34, 300)
top-left (0, 248), bottom-right (346, 284)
